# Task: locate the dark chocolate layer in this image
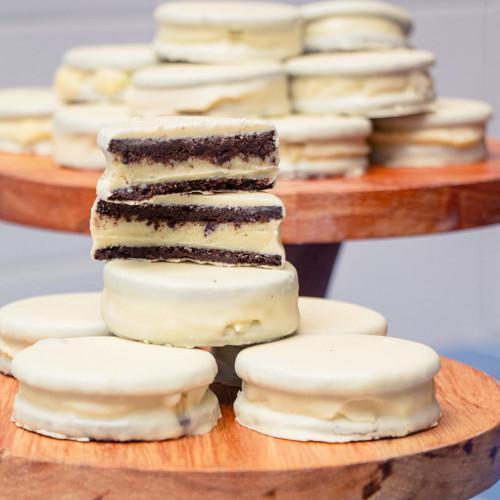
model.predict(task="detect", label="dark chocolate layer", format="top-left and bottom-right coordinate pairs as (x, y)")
top-left (108, 177), bottom-right (274, 201)
top-left (96, 200), bottom-right (283, 229)
top-left (94, 246), bottom-right (282, 267)
top-left (108, 130), bottom-right (277, 166)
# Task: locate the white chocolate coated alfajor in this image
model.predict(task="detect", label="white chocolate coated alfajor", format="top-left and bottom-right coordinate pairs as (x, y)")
top-left (129, 63), bottom-right (290, 117)
top-left (53, 104), bottom-right (129, 170)
top-left (213, 296), bottom-right (387, 386)
top-left (0, 293), bottom-right (108, 375)
top-left (0, 87), bottom-right (55, 155)
top-left (273, 114), bottom-right (371, 178)
top-left (302, 0), bottom-right (412, 52)
top-left (11, 337), bottom-right (220, 441)
top-left (54, 44), bottom-right (156, 104)
top-left (102, 260), bottom-right (299, 347)
top-left (234, 334), bottom-right (440, 442)
top-left (371, 97), bottom-right (493, 167)
top-left (153, 1), bottom-right (302, 63)
top-left (286, 49), bottom-right (435, 118)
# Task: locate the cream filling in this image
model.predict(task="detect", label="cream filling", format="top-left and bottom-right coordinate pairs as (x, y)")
top-left (0, 117), bottom-right (52, 146)
top-left (242, 380), bottom-right (436, 423)
top-left (54, 65), bottom-right (132, 103)
top-left (91, 216), bottom-right (284, 256)
top-left (155, 24), bottom-right (302, 61)
top-left (0, 335), bottom-right (30, 360)
top-left (129, 75), bottom-right (290, 118)
top-left (53, 131), bottom-right (104, 169)
top-left (305, 16), bottom-right (407, 51)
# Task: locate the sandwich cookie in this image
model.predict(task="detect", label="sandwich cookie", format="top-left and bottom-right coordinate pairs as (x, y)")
top-left (129, 63), bottom-right (290, 118)
top-left (371, 97), bottom-right (493, 167)
top-left (97, 116), bottom-right (279, 201)
top-left (302, 0), bottom-right (412, 52)
top-left (12, 337), bottom-right (220, 441)
top-left (0, 87), bottom-right (54, 155)
top-left (153, 1), bottom-right (302, 63)
top-left (213, 296), bottom-right (388, 386)
top-left (54, 44), bottom-right (156, 104)
top-left (273, 114), bottom-right (371, 178)
top-left (0, 292), bottom-right (108, 375)
top-left (234, 334), bottom-right (441, 442)
top-left (102, 260), bottom-right (299, 347)
top-left (53, 105), bottom-right (129, 170)
top-left (91, 192), bottom-right (285, 267)
top-left (287, 49), bottom-right (435, 118)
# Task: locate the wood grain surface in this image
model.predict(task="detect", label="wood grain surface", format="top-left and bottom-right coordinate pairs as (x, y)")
top-left (0, 357), bottom-right (498, 499)
top-left (2, 142), bottom-right (500, 241)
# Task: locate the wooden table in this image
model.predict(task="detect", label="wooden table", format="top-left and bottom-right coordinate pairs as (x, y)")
top-left (0, 358), bottom-right (498, 500)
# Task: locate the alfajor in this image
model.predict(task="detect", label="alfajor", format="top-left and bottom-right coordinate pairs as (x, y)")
top-left (273, 114), bottom-right (371, 178)
top-left (371, 97), bottom-right (493, 167)
top-left (129, 63), bottom-right (290, 118)
top-left (0, 292), bottom-right (108, 375)
top-left (54, 44), bottom-right (156, 104)
top-left (302, 0), bottom-right (412, 52)
top-left (234, 334), bottom-right (440, 442)
top-left (153, 1), bottom-right (302, 63)
top-left (53, 104), bottom-right (129, 170)
top-left (11, 337), bottom-right (220, 441)
top-left (0, 87), bottom-right (54, 155)
top-left (287, 49), bottom-right (435, 118)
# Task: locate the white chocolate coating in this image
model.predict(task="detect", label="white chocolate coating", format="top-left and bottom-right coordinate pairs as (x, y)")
top-left (129, 63), bottom-right (290, 117)
top-left (154, 2), bottom-right (302, 63)
top-left (11, 337), bottom-right (219, 441)
top-left (102, 261), bottom-right (299, 347)
top-left (53, 105), bottom-right (129, 170)
top-left (234, 334), bottom-right (440, 442)
top-left (0, 292), bottom-right (108, 374)
top-left (0, 87), bottom-right (55, 119)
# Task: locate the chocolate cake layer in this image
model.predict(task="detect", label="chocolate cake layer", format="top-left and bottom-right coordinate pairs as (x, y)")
top-left (94, 246), bottom-right (282, 266)
top-left (108, 177), bottom-right (274, 201)
top-left (108, 131), bottom-right (277, 165)
top-left (96, 200), bottom-right (283, 227)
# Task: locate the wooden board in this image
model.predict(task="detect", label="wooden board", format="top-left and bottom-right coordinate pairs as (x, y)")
top-left (2, 142), bottom-right (500, 242)
top-left (0, 357), bottom-right (498, 500)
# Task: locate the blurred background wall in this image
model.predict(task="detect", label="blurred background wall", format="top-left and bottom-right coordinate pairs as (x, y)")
top-left (1, 0), bottom-right (499, 358)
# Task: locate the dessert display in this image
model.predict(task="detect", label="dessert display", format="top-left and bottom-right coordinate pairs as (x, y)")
top-left (91, 192), bottom-right (285, 265)
top-left (53, 104), bottom-right (129, 170)
top-left (128, 62), bottom-right (290, 118)
top-left (273, 114), bottom-right (372, 178)
top-left (302, 0), bottom-right (412, 52)
top-left (286, 49), bottom-right (436, 117)
top-left (95, 116), bottom-right (279, 201)
top-left (371, 97), bottom-right (493, 167)
top-left (0, 293), bottom-right (108, 375)
top-left (234, 334), bottom-right (441, 442)
top-left (153, 1), bottom-right (302, 63)
top-left (54, 44), bottom-right (156, 104)
top-left (11, 336), bottom-right (220, 441)
top-left (0, 87), bottom-right (54, 155)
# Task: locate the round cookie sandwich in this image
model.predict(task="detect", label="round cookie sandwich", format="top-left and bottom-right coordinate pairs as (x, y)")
top-left (302, 0), bottom-right (412, 53)
top-left (0, 87), bottom-right (54, 155)
top-left (286, 48), bottom-right (435, 118)
top-left (129, 63), bottom-right (290, 118)
top-left (54, 44), bottom-right (156, 104)
top-left (371, 97), bottom-right (493, 167)
top-left (0, 292), bottom-right (108, 375)
top-left (213, 296), bottom-right (388, 386)
top-left (153, 1), bottom-right (302, 63)
top-left (53, 104), bottom-right (129, 170)
top-left (234, 334), bottom-right (441, 442)
top-left (273, 114), bottom-right (372, 178)
top-left (102, 260), bottom-right (299, 347)
top-left (11, 336), bottom-right (220, 441)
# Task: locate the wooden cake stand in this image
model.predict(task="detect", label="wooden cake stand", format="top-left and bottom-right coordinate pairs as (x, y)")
top-left (0, 358), bottom-right (498, 499)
